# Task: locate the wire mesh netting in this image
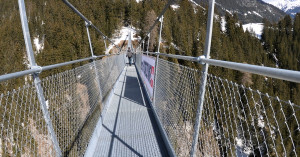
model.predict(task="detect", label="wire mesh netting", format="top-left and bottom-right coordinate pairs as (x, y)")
top-left (0, 54), bottom-right (125, 156)
top-left (0, 83), bottom-right (55, 156)
top-left (136, 53), bottom-right (300, 157)
top-left (135, 53), bottom-right (142, 77)
top-left (97, 54), bottom-right (126, 99)
top-left (154, 58), bottom-right (201, 156)
top-left (200, 74), bottom-right (300, 157)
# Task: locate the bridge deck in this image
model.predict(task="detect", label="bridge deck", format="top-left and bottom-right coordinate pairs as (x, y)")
top-left (92, 65), bottom-right (168, 157)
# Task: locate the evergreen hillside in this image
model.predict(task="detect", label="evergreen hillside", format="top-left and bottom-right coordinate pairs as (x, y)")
top-left (0, 0), bottom-right (128, 91)
top-left (0, 0), bottom-right (299, 119)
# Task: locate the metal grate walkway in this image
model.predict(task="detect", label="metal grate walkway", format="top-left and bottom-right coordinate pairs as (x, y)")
top-left (92, 65), bottom-right (169, 157)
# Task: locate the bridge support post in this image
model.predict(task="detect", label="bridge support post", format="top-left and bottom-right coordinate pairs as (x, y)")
top-left (190, 0), bottom-right (215, 156)
top-left (157, 15), bottom-right (164, 54)
top-left (85, 21), bottom-right (103, 101)
top-left (151, 15), bottom-right (177, 157)
top-left (142, 41), bottom-right (145, 52)
top-left (18, 0), bottom-right (62, 156)
top-left (153, 15), bottom-right (164, 103)
top-left (146, 33), bottom-right (150, 56)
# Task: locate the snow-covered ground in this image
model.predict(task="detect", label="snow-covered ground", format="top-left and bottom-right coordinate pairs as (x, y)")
top-left (171, 0), bottom-right (205, 11)
top-left (252, 11), bottom-right (263, 18)
top-left (242, 23), bottom-right (264, 39)
top-left (221, 16), bottom-right (226, 32)
top-left (33, 36), bottom-right (44, 54)
top-left (171, 4), bottom-right (180, 10)
top-left (244, 11), bottom-right (263, 18)
top-left (189, 0), bottom-right (200, 6)
top-left (105, 26), bottom-right (140, 54)
top-left (221, 19), bottom-right (264, 39)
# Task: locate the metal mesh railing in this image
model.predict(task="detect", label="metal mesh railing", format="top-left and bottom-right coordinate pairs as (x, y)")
top-left (135, 53), bottom-right (142, 76)
top-left (0, 83), bottom-right (55, 156)
top-left (199, 74), bottom-right (300, 157)
top-left (97, 54), bottom-right (126, 99)
top-left (136, 54), bottom-right (300, 157)
top-left (0, 54), bottom-right (125, 156)
top-left (154, 58), bottom-right (202, 156)
top-left (42, 62), bottom-right (101, 156)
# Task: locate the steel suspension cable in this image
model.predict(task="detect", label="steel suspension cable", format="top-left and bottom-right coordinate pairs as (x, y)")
top-left (138, 0), bottom-right (175, 47)
top-left (62, 0), bottom-right (121, 51)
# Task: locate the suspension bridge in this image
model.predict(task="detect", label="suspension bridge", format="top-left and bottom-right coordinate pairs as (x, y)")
top-left (0, 0), bottom-right (299, 156)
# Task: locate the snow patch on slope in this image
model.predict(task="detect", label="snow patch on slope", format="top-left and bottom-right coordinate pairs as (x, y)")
top-left (244, 11), bottom-right (263, 18)
top-left (242, 23), bottom-right (264, 39)
top-left (188, 0), bottom-right (200, 6)
top-left (221, 16), bottom-right (226, 32)
top-left (235, 137), bottom-right (243, 147)
top-left (252, 11), bottom-right (263, 18)
top-left (171, 4), bottom-right (180, 10)
top-left (33, 36), bottom-right (44, 54)
top-left (258, 115), bottom-right (265, 128)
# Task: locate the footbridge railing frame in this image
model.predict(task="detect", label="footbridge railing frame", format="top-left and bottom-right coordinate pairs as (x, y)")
top-left (1, 0), bottom-right (300, 156)
top-left (138, 48), bottom-right (300, 156)
top-left (137, 48), bottom-right (300, 156)
top-left (136, 0), bottom-right (300, 156)
top-left (0, 0), bottom-right (124, 156)
top-left (19, 0), bottom-right (62, 155)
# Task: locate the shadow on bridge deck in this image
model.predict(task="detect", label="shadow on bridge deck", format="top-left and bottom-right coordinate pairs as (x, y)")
top-left (92, 65), bottom-right (169, 157)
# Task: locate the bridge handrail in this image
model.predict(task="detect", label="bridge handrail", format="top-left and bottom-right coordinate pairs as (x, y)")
top-left (0, 54), bottom-right (110, 83)
top-left (141, 52), bottom-right (300, 84)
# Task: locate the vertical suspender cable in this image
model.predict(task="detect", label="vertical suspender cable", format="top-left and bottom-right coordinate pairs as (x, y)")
top-left (18, 0), bottom-right (62, 156)
top-left (153, 15), bottom-right (164, 104)
top-left (85, 21), bottom-right (103, 100)
top-left (190, 0), bottom-right (215, 156)
top-left (138, 0), bottom-right (174, 47)
top-left (153, 15), bottom-right (164, 103)
top-left (147, 34), bottom-right (150, 56)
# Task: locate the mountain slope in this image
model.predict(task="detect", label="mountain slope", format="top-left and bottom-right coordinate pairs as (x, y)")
top-left (196, 0), bottom-right (286, 23)
top-left (262, 0), bottom-right (300, 16)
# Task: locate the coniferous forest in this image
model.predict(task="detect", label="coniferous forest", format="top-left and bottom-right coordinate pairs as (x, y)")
top-left (0, 0), bottom-right (297, 96)
top-left (1, 0), bottom-right (299, 103)
top-left (0, 0), bottom-right (299, 156)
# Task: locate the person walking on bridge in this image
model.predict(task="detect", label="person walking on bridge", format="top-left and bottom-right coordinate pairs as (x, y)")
top-left (126, 47), bottom-right (133, 66)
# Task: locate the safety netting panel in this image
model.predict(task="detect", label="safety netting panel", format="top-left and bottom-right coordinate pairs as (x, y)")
top-left (154, 58), bottom-right (202, 156)
top-left (200, 74), bottom-right (300, 157)
top-left (0, 54), bottom-right (126, 157)
top-left (0, 83), bottom-right (55, 156)
top-left (42, 54), bottom-right (125, 156)
top-left (148, 57), bottom-right (299, 157)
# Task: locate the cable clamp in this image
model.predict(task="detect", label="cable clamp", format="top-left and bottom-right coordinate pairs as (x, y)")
top-left (85, 21), bottom-right (92, 27)
top-left (32, 66), bottom-right (43, 74)
top-left (198, 55), bottom-right (206, 65)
